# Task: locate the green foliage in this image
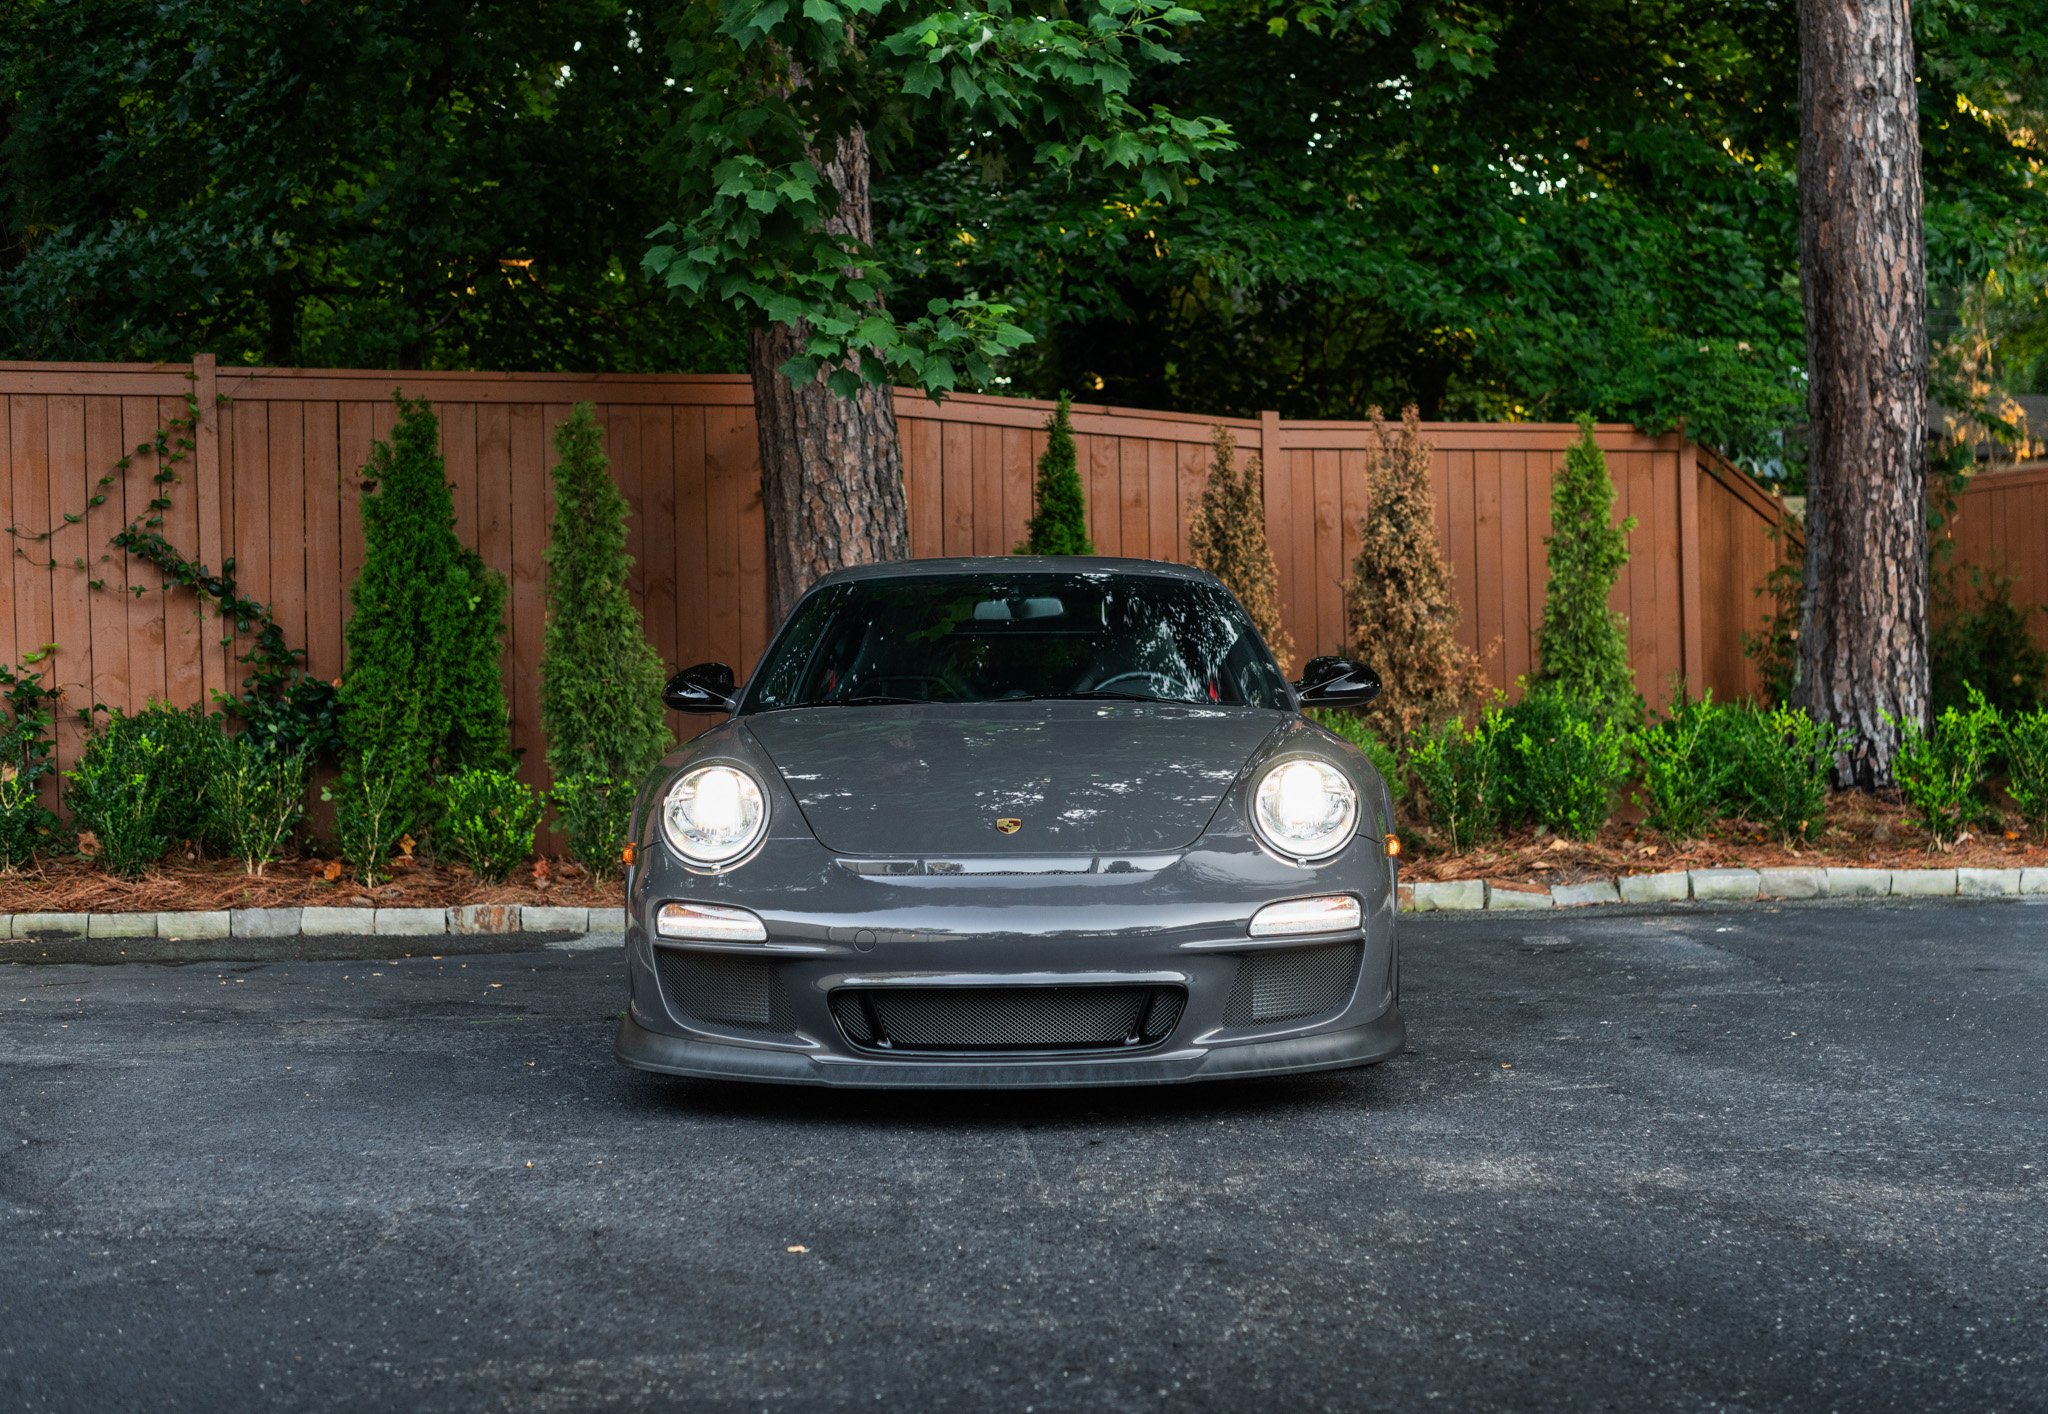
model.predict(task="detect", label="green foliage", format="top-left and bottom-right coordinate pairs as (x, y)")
top-left (2002, 707), bottom-right (2048, 835)
top-left (1307, 710), bottom-right (1404, 802)
top-left (440, 769), bottom-right (541, 883)
top-left (1017, 394), bottom-right (1094, 555)
top-left (1740, 522), bottom-right (1804, 707)
top-left (91, 701), bottom-right (228, 852)
top-left (0, 774), bottom-right (47, 874)
top-left (1721, 704), bottom-right (1850, 844)
top-left (1188, 427), bottom-right (1294, 672)
top-left (1407, 706), bottom-right (1505, 852)
top-left (549, 773), bottom-right (637, 881)
top-left (1632, 690), bottom-right (1736, 840)
top-left (66, 724), bottom-right (172, 878)
top-left (641, 1), bottom-right (1230, 396)
top-left (1930, 569), bottom-right (2047, 715)
top-left (203, 734), bottom-right (307, 877)
top-left (1, 1), bottom-right (733, 372)
top-left (0, 652), bottom-right (61, 868)
top-left (337, 395), bottom-right (512, 838)
top-left (539, 405), bottom-right (672, 809)
top-left (1535, 419), bottom-right (1638, 722)
top-left (1888, 690), bottom-right (2001, 846)
top-left (328, 748), bottom-right (411, 889)
top-left (1498, 685), bottom-right (1633, 839)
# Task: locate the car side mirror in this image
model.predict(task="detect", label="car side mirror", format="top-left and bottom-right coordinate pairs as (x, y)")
top-left (664, 662), bottom-right (738, 714)
top-left (1294, 657), bottom-right (1381, 709)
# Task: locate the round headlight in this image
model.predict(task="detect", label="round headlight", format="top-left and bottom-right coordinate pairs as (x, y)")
top-left (662, 765), bottom-right (767, 867)
top-left (1251, 758), bottom-right (1358, 862)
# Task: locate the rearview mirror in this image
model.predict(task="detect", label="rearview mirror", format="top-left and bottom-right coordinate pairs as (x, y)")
top-left (1294, 657), bottom-right (1381, 709)
top-left (664, 662), bottom-right (738, 714)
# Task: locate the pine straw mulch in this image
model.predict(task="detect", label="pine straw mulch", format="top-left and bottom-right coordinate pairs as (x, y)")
top-left (1398, 789), bottom-right (2048, 885)
top-left (0, 853), bottom-right (621, 915)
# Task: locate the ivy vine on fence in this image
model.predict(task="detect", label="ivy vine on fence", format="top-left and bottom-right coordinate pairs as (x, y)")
top-left (3, 378), bottom-right (339, 760)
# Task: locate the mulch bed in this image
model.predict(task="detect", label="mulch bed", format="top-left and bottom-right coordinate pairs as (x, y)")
top-left (0, 854), bottom-right (620, 914)
top-left (1398, 790), bottom-right (2048, 884)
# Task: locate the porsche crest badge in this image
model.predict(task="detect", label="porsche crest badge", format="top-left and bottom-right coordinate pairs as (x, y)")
top-left (994, 818), bottom-right (1023, 834)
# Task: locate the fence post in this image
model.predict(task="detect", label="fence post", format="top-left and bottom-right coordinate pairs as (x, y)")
top-left (1678, 437), bottom-right (1704, 696)
top-left (190, 352), bottom-right (229, 704)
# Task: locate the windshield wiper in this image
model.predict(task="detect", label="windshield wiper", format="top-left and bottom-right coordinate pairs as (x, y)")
top-left (813, 694), bottom-right (926, 707)
top-left (1028, 690), bottom-right (1173, 703)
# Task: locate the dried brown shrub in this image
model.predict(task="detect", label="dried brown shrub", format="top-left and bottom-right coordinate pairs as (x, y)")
top-left (1188, 427), bottom-right (1295, 673)
top-left (1344, 407), bottom-right (1486, 738)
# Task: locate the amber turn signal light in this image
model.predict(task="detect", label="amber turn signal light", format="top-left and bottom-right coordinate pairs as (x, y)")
top-left (1384, 834), bottom-right (1401, 858)
top-left (621, 841), bottom-right (637, 868)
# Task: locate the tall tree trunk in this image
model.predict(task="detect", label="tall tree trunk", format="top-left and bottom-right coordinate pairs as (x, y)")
top-left (747, 115), bottom-right (909, 626)
top-left (1795, 0), bottom-right (1928, 789)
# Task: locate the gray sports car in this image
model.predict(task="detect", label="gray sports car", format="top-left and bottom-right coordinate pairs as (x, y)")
top-left (614, 557), bottom-right (1405, 1088)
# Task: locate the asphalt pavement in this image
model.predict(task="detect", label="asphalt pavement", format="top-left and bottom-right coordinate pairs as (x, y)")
top-left (3, 901), bottom-right (2044, 1411)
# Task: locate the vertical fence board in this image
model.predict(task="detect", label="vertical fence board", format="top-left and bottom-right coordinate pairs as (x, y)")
top-left (302, 402), bottom-right (342, 684)
top-left (45, 395), bottom-right (92, 777)
top-left (83, 396), bottom-right (128, 722)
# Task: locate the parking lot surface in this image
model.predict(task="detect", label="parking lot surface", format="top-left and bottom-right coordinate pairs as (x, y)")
top-left (3, 901), bottom-right (2044, 1410)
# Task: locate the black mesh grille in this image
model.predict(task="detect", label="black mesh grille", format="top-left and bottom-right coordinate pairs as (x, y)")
top-left (654, 948), bottom-right (796, 1036)
top-left (830, 985), bottom-right (1184, 1054)
top-left (1223, 943), bottom-right (1361, 1027)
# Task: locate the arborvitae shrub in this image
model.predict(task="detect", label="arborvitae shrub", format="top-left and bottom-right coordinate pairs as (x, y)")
top-left (336, 395), bottom-right (511, 869)
top-left (1344, 407), bottom-right (1486, 738)
top-left (1017, 393), bottom-right (1094, 555)
top-left (1189, 427), bottom-right (1295, 673)
top-left (1537, 417), bottom-right (1638, 720)
top-left (538, 404), bottom-right (672, 850)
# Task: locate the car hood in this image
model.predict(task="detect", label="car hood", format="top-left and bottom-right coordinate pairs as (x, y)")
top-left (742, 702), bottom-right (1285, 857)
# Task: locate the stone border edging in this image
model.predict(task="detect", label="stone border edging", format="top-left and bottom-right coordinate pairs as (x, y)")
top-left (0, 903), bottom-right (627, 941)
top-left (1401, 866), bottom-right (2048, 912)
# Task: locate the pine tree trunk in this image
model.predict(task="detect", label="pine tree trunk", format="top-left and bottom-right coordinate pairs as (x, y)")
top-left (1795, 0), bottom-right (1928, 789)
top-left (746, 110), bottom-right (910, 626)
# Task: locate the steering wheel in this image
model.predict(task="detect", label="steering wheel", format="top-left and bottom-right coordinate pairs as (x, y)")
top-left (1086, 671), bottom-right (1188, 699)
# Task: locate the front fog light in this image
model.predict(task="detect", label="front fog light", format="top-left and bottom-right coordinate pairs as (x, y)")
top-left (1249, 894), bottom-right (1363, 937)
top-left (1251, 758), bottom-right (1358, 861)
top-left (656, 902), bottom-right (767, 942)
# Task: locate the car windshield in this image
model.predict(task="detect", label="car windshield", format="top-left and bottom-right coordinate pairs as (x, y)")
top-left (744, 572), bottom-right (1292, 712)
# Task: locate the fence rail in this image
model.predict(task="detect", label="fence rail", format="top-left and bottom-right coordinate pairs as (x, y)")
top-left (3, 358), bottom-right (1816, 790)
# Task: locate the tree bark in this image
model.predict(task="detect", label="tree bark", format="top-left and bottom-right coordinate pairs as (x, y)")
top-left (1795, 0), bottom-right (1928, 789)
top-left (746, 114), bottom-right (910, 626)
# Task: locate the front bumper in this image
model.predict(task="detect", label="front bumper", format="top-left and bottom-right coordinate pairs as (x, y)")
top-left (614, 832), bottom-right (1405, 1089)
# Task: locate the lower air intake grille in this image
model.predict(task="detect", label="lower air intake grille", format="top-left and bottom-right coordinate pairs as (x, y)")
top-left (1223, 942), bottom-right (1361, 1027)
top-left (830, 985), bottom-right (1185, 1054)
top-left (654, 948), bottom-right (796, 1036)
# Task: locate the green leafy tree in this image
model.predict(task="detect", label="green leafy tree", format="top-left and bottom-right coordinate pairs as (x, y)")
top-left (1188, 427), bottom-right (1293, 673)
top-left (0, 0), bottom-right (732, 372)
top-left (1536, 419), bottom-right (1638, 721)
top-left (539, 404), bottom-right (672, 866)
top-left (336, 395), bottom-right (511, 861)
top-left (641, 0), bottom-right (1232, 620)
top-left (1017, 394), bottom-right (1093, 555)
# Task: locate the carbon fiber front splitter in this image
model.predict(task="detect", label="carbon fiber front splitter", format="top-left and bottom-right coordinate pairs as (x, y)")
top-left (613, 1006), bottom-right (1405, 1089)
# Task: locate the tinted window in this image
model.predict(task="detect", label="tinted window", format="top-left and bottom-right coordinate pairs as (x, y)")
top-left (744, 573), bottom-right (1292, 712)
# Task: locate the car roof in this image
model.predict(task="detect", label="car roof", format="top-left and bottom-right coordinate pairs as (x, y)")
top-left (809, 556), bottom-right (1225, 589)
